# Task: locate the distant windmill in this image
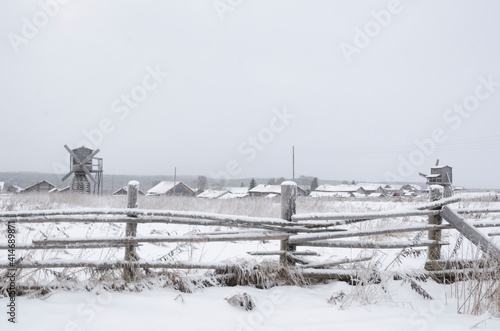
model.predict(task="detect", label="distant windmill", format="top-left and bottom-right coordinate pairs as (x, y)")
top-left (419, 159), bottom-right (453, 198)
top-left (61, 145), bottom-right (103, 194)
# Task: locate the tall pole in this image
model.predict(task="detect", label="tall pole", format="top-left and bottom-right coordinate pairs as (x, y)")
top-left (292, 146), bottom-right (295, 181)
top-left (173, 167), bottom-right (177, 196)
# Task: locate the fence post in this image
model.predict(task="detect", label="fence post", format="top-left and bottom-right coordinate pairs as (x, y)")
top-left (123, 180), bottom-right (140, 282)
top-left (280, 181), bottom-right (297, 266)
top-left (425, 185), bottom-right (443, 270)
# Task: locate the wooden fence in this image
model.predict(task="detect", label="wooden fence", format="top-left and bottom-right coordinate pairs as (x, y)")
top-left (1, 181), bottom-right (500, 283)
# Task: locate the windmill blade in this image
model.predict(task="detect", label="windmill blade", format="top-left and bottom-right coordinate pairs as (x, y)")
top-left (81, 165), bottom-right (98, 184)
top-left (61, 169), bottom-right (76, 182)
top-left (62, 145), bottom-right (81, 182)
top-left (418, 173), bottom-right (428, 178)
top-left (64, 145), bottom-right (82, 164)
top-left (62, 146), bottom-right (100, 183)
top-left (77, 149), bottom-right (100, 184)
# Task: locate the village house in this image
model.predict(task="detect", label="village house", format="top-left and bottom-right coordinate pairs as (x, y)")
top-left (248, 184), bottom-right (307, 198)
top-left (49, 187), bottom-right (70, 194)
top-left (220, 187), bottom-right (249, 199)
top-left (357, 183), bottom-right (387, 195)
top-left (309, 191), bottom-right (354, 198)
top-left (196, 189), bottom-right (228, 199)
top-left (313, 184), bottom-right (367, 195)
top-left (21, 180), bottom-right (58, 193)
top-left (112, 186), bottom-right (146, 196)
top-left (146, 181), bottom-right (195, 197)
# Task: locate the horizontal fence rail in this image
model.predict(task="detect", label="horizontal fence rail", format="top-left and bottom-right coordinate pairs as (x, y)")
top-left (1, 181), bottom-right (500, 284)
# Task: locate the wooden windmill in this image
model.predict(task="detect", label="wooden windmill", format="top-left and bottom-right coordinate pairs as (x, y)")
top-left (419, 159), bottom-right (453, 198)
top-left (61, 145), bottom-right (103, 194)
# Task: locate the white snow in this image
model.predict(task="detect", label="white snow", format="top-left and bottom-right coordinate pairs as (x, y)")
top-left (1, 282), bottom-right (500, 331)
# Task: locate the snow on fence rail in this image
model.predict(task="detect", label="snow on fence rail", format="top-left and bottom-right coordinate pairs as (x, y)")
top-left (1, 181), bottom-right (500, 282)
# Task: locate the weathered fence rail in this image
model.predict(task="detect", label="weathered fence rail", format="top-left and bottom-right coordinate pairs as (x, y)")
top-left (1, 181), bottom-right (500, 283)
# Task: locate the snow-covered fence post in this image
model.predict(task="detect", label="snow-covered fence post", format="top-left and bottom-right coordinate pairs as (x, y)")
top-left (280, 181), bottom-right (297, 266)
top-left (123, 180), bottom-right (141, 282)
top-left (426, 185), bottom-right (443, 269)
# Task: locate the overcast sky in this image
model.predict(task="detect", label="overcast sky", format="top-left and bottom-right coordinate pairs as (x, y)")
top-left (1, 0), bottom-right (500, 189)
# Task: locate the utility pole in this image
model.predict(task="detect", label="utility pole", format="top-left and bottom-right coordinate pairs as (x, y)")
top-left (173, 167), bottom-right (177, 196)
top-left (292, 146), bottom-right (295, 181)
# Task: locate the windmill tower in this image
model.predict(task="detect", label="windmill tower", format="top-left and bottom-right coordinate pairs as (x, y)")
top-left (61, 145), bottom-right (103, 194)
top-left (419, 159), bottom-right (453, 198)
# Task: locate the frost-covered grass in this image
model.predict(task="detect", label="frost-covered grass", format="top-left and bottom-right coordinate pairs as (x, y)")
top-left (1, 192), bottom-right (500, 329)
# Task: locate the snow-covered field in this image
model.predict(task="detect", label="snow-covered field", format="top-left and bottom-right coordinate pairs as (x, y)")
top-left (3, 282), bottom-right (500, 331)
top-left (1, 193), bottom-right (500, 330)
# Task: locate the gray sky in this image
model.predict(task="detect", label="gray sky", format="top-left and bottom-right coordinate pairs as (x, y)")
top-left (1, 0), bottom-right (500, 189)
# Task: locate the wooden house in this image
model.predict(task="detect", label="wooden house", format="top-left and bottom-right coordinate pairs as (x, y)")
top-left (358, 183), bottom-right (387, 195)
top-left (313, 184), bottom-right (366, 195)
top-left (49, 186), bottom-right (70, 193)
top-left (146, 181), bottom-right (195, 197)
top-left (309, 191), bottom-right (354, 198)
top-left (112, 186), bottom-right (146, 196)
top-left (220, 187), bottom-right (249, 199)
top-left (196, 189), bottom-right (228, 199)
top-left (249, 184), bottom-right (307, 197)
top-left (21, 180), bottom-right (57, 193)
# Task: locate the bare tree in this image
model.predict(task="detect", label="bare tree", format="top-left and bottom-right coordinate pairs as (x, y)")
top-left (197, 176), bottom-right (208, 190)
top-left (310, 177), bottom-right (319, 191)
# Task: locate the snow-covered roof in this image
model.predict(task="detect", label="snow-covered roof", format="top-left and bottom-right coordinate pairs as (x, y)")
top-left (112, 186), bottom-right (146, 196)
top-left (9, 185), bottom-right (23, 193)
top-left (368, 193), bottom-right (385, 198)
top-left (314, 184), bottom-right (360, 193)
top-left (218, 192), bottom-right (249, 199)
top-left (431, 165), bottom-right (451, 169)
top-left (146, 181), bottom-right (193, 196)
top-left (148, 181), bottom-right (175, 195)
top-left (426, 174), bottom-right (441, 178)
top-left (226, 187), bottom-right (249, 194)
top-left (22, 180), bottom-right (58, 192)
top-left (309, 191), bottom-right (353, 198)
top-left (402, 184), bottom-right (422, 191)
top-left (249, 184), bottom-right (281, 194)
top-left (384, 184), bottom-right (405, 191)
top-left (197, 189), bottom-right (228, 199)
top-left (358, 184), bottom-right (385, 191)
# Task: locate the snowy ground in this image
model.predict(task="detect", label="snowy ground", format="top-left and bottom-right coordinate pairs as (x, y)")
top-left (1, 193), bottom-right (500, 330)
top-left (2, 281), bottom-right (500, 331)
